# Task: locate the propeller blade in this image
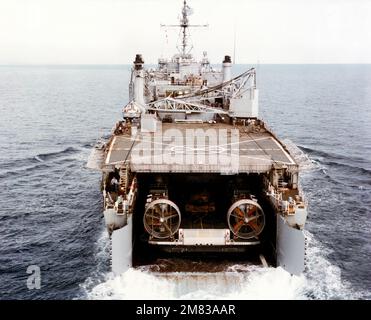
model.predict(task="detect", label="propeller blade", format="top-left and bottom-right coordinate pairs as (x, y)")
top-left (233, 220), bottom-right (245, 234)
top-left (247, 218), bottom-right (260, 232)
top-left (230, 212), bottom-right (244, 220)
top-left (145, 214), bottom-right (160, 220)
top-left (163, 214), bottom-right (179, 220)
top-left (162, 222), bottom-right (172, 234)
top-left (234, 206), bottom-right (245, 218)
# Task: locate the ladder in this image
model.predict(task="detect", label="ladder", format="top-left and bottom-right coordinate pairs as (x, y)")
top-left (278, 177), bottom-right (285, 188)
top-left (119, 163), bottom-right (130, 196)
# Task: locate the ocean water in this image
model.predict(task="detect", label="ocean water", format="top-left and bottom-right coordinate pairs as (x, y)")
top-left (0, 64), bottom-right (370, 300)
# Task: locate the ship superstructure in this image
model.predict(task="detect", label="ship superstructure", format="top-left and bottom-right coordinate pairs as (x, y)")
top-left (88, 0), bottom-right (308, 275)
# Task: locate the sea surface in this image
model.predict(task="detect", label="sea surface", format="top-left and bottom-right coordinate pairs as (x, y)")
top-left (0, 64), bottom-right (370, 300)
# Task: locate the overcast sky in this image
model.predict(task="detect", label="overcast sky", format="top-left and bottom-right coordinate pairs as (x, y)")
top-left (0, 0), bottom-right (370, 64)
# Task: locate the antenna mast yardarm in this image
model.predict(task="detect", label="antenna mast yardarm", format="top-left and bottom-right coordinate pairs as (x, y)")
top-left (160, 0), bottom-right (208, 58)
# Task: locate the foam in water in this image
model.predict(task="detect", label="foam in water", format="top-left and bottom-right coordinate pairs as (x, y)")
top-left (302, 231), bottom-right (363, 299)
top-left (83, 267), bottom-right (305, 300)
top-left (80, 230), bottom-right (362, 300)
top-left (34, 155), bottom-right (44, 162)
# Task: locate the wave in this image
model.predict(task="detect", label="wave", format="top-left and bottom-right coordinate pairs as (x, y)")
top-left (321, 160), bottom-right (371, 178)
top-left (0, 147), bottom-right (85, 180)
top-left (0, 147), bottom-right (80, 169)
top-left (299, 146), bottom-right (338, 159)
top-left (298, 145), bottom-right (371, 176)
top-left (0, 163), bottom-right (49, 180)
top-left (34, 147), bottom-right (79, 162)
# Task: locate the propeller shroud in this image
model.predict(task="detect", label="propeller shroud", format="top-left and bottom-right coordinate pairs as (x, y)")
top-left (227, 199), bottom-right (265, 239)
top-left (143, 199), bottom-right (181, 239)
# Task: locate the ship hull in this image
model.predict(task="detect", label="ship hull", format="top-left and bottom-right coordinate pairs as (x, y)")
top-left (111, 215), bottom-right (133, 275)
top-left (276, 215), bottom-right (305, 275)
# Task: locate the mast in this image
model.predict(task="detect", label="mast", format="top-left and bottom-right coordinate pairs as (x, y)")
top-left (181, 0), bottom-right (188, 56)
top-left (161, 0), bottom-right (207, 58)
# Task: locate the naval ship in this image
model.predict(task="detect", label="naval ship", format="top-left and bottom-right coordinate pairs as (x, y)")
top-left (88, 1), bottom-right (308, 275)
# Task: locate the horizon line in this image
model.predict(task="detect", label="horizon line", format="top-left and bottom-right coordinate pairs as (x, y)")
top-left (1, 63), bottom-right (371, 67)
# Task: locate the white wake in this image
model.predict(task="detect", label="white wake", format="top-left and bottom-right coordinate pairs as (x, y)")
top-left (80, 230), bottom-right (363, 300)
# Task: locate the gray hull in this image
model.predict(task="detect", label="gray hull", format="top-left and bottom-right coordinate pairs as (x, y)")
top-left (276, 215), bottom-right (305, 275)
top-left (111, 216), bottom-right (132, 275)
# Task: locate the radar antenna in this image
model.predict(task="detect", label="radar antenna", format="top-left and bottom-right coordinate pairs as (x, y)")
top-left (161, 0), bottom-right (208, 58)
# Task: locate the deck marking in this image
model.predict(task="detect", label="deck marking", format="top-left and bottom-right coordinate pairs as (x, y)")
top-left (271, 137), bottom-right (296, 164)
top-left (105, 136), bottom-right (116, 165)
